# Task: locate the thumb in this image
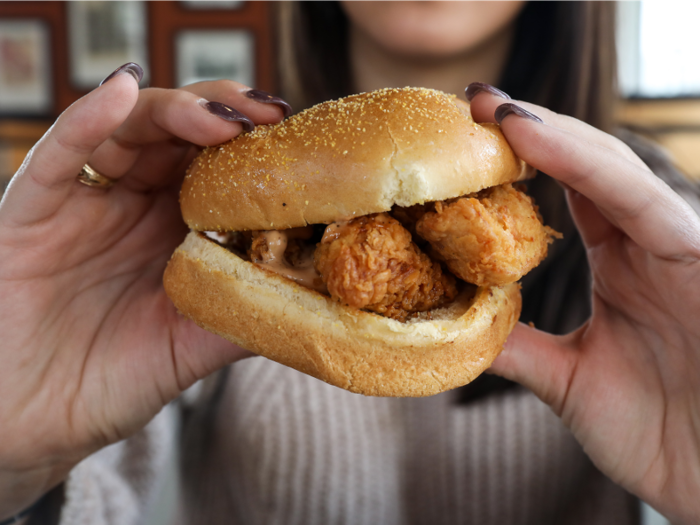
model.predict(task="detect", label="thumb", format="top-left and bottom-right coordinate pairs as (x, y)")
top-left (171, 314), bottom-right (255, 389)
top-left (489, 322), bottom-right (580, 415)
top-left (0, 64), bottom-right (142, 227)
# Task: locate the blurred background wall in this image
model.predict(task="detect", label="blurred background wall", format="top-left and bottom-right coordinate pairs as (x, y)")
top-left (0, 0), bottom-right (273, 194)
top-left (617, 1), bottom-right (700, 185)
top-left (0, 3), bottom-right (693, 524)
top-left (1, 1), bottom-right (700, 196)
top-left (2, 1), bottom-right (700, 197)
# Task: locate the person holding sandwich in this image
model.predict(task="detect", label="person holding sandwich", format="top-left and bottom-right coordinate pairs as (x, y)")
top-left (1, 2), bottom-right (699, 524)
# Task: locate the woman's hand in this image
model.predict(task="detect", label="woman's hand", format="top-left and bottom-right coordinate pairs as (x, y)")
top-left (0, 64), bottom-right (290, 518)
top-left (467, 83), bottom-right (700, 524)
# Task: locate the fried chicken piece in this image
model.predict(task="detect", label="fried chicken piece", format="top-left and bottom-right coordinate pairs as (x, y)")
top-left (314, 213), bottom-right (457, 321)
top-left (416, 184), bottom-right (561, 286)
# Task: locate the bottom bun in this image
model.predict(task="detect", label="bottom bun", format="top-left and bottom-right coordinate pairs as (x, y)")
top-left (163, 231), bottom-right (522, 397)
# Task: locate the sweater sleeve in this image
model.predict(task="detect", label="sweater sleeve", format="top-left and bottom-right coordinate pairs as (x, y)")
top-left (57, 403), bottom-right (177, 525)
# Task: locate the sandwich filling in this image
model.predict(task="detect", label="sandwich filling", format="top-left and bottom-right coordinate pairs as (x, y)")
top-left (207, 183), bottom-right (559, 322)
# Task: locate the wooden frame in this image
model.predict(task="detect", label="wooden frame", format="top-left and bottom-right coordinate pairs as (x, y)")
top-left (0, 18), bottom-right (52, 116)
top-left (0, 1), bottom-right (273, 117)
top-left (175, 28), bottom-right (254, 88)
top-left (149, 1), bottom-right (272, 92)
top-left (67, 1), bottom-right (149, 89)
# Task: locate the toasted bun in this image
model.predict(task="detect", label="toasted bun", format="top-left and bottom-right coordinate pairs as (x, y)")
top-left (164, 232), bottom-right (521, 397)
top-left (180, 87), bottom-right (532, 232)
top-left (168, 87), bottom-right (530, 397)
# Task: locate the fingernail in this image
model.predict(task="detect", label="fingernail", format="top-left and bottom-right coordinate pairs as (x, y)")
top-left (198, 99), bottom-right (255, 132)
top-left (100, 62), bottom-right (144, 86)
top-left (245, 89), bottom-right (293, 118)
top-left (465, 82), bottom-right (511, 102)
top-left (494, 103), bottom-right (543, 125)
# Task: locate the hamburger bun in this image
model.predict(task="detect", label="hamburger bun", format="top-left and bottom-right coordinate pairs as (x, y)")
top-left (179, 87), bottom-right (532, 231)
top-left (164, 87), bottom-right (530, 397)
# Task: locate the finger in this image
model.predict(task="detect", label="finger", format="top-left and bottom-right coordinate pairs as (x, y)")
top-left (565, 187), bottom-right (622, 250)
top-left (496, 107), bottom-right (700, 259)
top-left (466, 83), bottom-right (648, 170)
top-left (114, 85), bottom-right (274, 146)
top-left (87, 81), bottom-right (293, 188)
top-left (180, 80), bottom-right (293, 122)
top-left (489, 322), bottom-right (579, 415)
top-left (116, 141), bottom-right (199, 193)
top-left (87, 88), bottom-right (257, 182)
top-left (171, 315), bottom-right (254, 391)
top-left (0, 70), bottom-right (140, 227)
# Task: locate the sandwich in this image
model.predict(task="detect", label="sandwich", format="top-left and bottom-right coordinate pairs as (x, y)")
top-left (163, 87), bottom-right (558, 397)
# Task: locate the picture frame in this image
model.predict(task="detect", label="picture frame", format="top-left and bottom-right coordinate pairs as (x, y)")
top-left (67, 1), bottom-right (149, 89)
top-left (0, 19), bottom-right (52, 116)
top-left (180, 1), bottom-right (244, 10)
top-left (175, 29), bottom-right (254, 88)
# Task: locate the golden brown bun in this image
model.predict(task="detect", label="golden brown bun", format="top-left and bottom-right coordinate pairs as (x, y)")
top-left (164, 232), bottom-right (521, 397)
top-left (181, 87), bottom-right (532, 232)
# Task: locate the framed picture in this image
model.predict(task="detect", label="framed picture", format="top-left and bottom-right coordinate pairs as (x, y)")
top-left (180, 1), bottom-right (244, 10)
top-left (67, 1), bottom-right (149, 89)
top-left (175, 29), bottom-right (254, 88)
top-left (0, 20), bottom-right (51, 115)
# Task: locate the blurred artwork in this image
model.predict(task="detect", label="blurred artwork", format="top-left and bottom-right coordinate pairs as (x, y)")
top-left (176, 30), bottom-right (254, 88)
top-left (68, 1), bottom-right (149, 88)
top-left (2, 35), bottom-right (35, 85)
top-left (0, 20), bottom-right (51, 115)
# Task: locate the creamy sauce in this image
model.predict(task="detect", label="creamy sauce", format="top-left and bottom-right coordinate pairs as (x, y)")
top-left (255, 230), bottom-right (328, 294)
top-left (321, 220), bottom-right (352, 243)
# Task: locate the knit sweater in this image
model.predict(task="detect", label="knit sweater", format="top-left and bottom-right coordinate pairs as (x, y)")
top-left (57, 357), bottom-right (638, 525)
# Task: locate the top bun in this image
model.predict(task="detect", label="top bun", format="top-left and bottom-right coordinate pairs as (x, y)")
top-left (181, 87), bottom-right (532, 232)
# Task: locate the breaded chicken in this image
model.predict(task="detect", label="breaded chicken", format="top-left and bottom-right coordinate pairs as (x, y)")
top-left (314, 213), bottom-right (457, 321)
top-left (415, 184), bottom-right (560, 286)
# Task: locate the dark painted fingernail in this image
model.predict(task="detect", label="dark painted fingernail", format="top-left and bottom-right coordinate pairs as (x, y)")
top-left (245, 89), bottom-right (293, 118)
top-left (494, 103), bottom-right (543, 125)
top-left (199, 99), bottom-right (255, 132)
top-left (465, 82), bottom-right (511, 101)
top-left (100, 62), bottom-right (144, 86)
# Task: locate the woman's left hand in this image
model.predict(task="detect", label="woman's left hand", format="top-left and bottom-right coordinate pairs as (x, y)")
top-left (468, 85), bottom-right (700, 524)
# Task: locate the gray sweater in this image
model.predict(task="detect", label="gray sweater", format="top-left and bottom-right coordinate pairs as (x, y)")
top-left (57, 358), bottom-right (638, 525)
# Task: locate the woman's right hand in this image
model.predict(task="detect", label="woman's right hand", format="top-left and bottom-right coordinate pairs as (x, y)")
top-left (0, 64), bottom-right (289, 519)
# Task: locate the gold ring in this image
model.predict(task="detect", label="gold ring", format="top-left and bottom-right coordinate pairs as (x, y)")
top-left (77, 164), bottom-right (116, 189)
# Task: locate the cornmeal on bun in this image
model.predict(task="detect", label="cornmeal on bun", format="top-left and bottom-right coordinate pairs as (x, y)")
top-left (163, 87), bottom-right (556, 397)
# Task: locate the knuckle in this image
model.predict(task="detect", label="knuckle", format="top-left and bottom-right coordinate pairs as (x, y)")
top-left (54, 132), bottom-right (95, 156)
top-left (211, 78), bottom-right (249, 91)
top-left (179, 79), bottom-right (249, 95)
